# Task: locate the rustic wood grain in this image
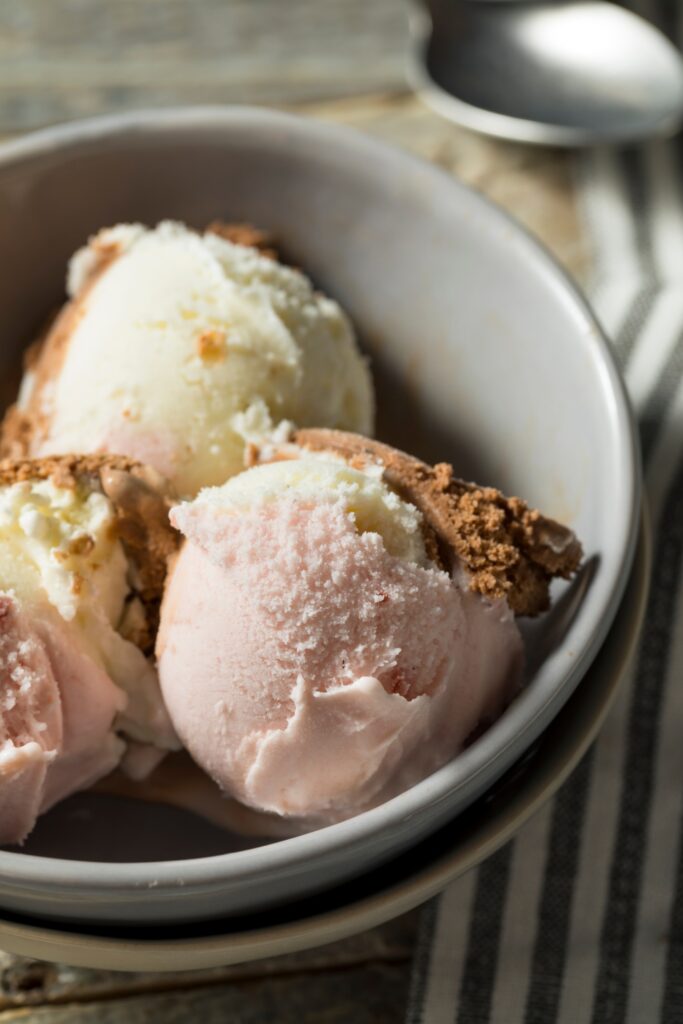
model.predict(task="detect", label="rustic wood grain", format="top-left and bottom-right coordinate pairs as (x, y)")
top-left (0, 913), bottom-right (417, 1013)
top-left (0, 963), bottom-right (411, 1022)
top-left (0, 1), bottom-right (584, 1019)
top-left (0, 0), bottom-right (410, 131)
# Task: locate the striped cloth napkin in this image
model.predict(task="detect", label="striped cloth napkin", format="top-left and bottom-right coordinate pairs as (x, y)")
top-left (406, 14), bottom-right (683, 1024)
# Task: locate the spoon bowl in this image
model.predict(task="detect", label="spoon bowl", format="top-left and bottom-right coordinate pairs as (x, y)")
top-left (412, 0), bottom-right (683, 146)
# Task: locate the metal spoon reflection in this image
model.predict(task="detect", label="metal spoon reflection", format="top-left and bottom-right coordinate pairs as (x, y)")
top-left (411, 0), bottom-right (683, 146)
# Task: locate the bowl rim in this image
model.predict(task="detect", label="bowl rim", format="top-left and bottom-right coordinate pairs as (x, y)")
top-left (0, 105), bottom-right (642, 895)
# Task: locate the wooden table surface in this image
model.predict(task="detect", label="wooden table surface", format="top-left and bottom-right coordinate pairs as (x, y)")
top-left (0, 2), bottom-right (584, 1020)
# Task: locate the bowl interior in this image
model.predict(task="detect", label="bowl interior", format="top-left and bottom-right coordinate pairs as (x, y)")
top-left (0, 110), bottom-right (638, 877)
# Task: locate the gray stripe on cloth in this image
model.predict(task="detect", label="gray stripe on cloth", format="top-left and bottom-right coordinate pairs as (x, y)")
top-left (575, 148), bottom-right (643, 339)
top-left (661, 808), bottom-right (683, 1022)
top-left (522, 752), bottom-right (595, 1024)
top-left (657, 467), bottom-right (683, 1023)
top-left (619, 148), bottom-right (655, 271)
top-left (555, 672), bottom-right (634, 1024)
top-left (488, 802), bottom-right (553, 1023)
top-left (456, 845), bottom-right (514, 1024)
top-left (612, 283), bottom-right (660, 371)
top-left (626, 541), bottom-right (683, 1021)
top-left (624, 290), bottom-right (683, 414)
top-left (406, 899), bottom-right (440, 1024)
top-left (591, 457), bottom-right (683, 1023)
top-left (419, 871), bottom-right (480, 1024)
top-left (609, 148), bottom-right (658, 369)
top-left (640, 333), bottom-right (683, 461)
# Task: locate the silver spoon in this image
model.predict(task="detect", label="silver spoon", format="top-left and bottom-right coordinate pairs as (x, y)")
top-left (410, 0), bottom-right (683, 146)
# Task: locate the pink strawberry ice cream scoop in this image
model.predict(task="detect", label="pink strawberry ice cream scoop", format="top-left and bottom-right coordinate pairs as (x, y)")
top-left (0, 592), bottom-right (126, 844)
top-left (157, 431), bottom-right (581, 826)
top-left (0, 455), bottom-right (181, 845)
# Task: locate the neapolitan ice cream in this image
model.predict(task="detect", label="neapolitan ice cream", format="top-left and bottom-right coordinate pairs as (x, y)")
top-left (157, 429), bottom-right (582, 826)
top-left (2, 222), bottom-right (374, 496)
top-left (0, 455), bottom-right (180, 844)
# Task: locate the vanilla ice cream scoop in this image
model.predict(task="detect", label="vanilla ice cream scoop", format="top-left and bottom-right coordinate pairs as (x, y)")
top-left (157, 431), bottom-right (581, 827)
top-left (3, 221), bottom-right (374, 496)
top-left (0, 455), bottom-right (180, 844)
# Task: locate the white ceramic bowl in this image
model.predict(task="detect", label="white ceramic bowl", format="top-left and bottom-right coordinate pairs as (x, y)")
top-left (0, 107), bottom-right (640, 925)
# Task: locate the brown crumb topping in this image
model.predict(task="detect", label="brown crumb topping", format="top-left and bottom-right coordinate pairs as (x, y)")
top-left (0, 454), bottom-right (179, 653)
top-left (196, 327), bottom-right (227, 363)
top-left (205, 220), bottom-right (277, 260)
top-left (289, 429), bottom-right (583, 618)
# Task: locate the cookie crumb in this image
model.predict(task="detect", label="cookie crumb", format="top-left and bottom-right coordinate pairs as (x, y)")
top-left (205, 221), bottom-right (277, 260)
top-left (291, 429), bottom-right (583, 617)
top-left (196, 327), bottom-right (227, 363)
